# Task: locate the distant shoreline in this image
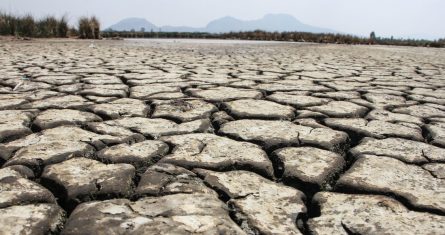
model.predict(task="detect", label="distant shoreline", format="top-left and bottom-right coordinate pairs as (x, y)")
top-left (2, 36), bottom-right (445, 49)
top-left (126, 38), bottom-right (295, 45)
top-left (101, 31), bottom-right (445, 48)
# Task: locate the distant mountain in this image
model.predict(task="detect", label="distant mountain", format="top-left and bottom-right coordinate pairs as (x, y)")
top-left (160, 25), bottom-right (202, 33)
top-left (206, 14), bottom-right (336, 33)
top-left (106, 14), bottom-right (337, 34)
top-left (106, 17), bottom-right (158, 31)
top-left (205, 16), bottom-right (243, 33)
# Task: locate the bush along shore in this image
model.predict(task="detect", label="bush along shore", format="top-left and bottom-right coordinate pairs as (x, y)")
top-left (0, 12), bottom-right (100, 39)
top-left (102, 30), bottom-right (445, 48)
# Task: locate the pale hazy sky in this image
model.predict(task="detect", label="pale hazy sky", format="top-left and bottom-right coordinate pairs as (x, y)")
top-left (1, 0), bottom-right (444, 39)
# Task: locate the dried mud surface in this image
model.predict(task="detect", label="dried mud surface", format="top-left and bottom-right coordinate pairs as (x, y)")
top-left (1, 39), bottom-right (445, 234)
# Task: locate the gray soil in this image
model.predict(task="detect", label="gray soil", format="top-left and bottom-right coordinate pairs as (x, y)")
top-left (1, 39), bottom-right (444, 234)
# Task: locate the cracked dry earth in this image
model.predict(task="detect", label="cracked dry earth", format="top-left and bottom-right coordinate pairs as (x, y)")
top-left (1, 39), bottom-right (445, 235)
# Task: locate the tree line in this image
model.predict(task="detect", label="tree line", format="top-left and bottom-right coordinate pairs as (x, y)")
top-left (102, 30), bottom-right (445, 48)
top-left (0, 12), bottom-right (100, 39)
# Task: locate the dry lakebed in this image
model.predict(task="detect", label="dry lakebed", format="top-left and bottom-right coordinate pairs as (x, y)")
top-left (0, 38), bottom-right (445, 234)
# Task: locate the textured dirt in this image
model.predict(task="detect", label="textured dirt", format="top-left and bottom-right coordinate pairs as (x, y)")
top-left (0, 39), bottom-right (445, 234)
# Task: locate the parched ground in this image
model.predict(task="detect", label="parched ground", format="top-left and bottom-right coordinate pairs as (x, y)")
top-left (1, 38), bottom-right (445, 234)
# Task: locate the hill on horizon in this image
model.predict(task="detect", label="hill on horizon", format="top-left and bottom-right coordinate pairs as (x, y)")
top-left (106, 14), bottom-right (337, 34)
top-left (105, 17), bottom-right (157, 32)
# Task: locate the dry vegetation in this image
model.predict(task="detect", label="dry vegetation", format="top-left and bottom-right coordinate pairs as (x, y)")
top-left (0, 12), bottom-right (99, 39)
top-left (77, 16), bottom-right (100, 39)
top-left (102, 30), bottom-right (445, 48)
